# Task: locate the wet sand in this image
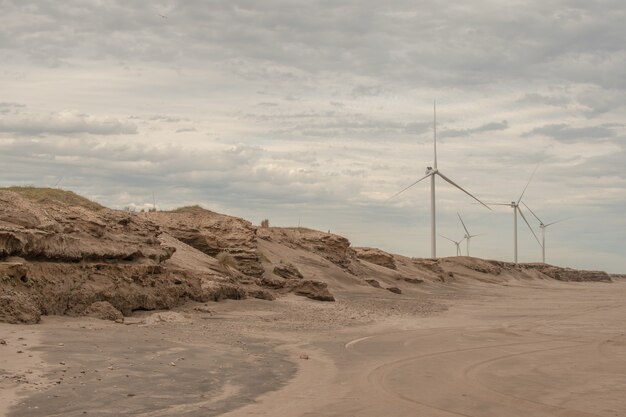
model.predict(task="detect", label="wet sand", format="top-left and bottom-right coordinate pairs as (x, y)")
top-left (2, 279), bottom-right (626, 416)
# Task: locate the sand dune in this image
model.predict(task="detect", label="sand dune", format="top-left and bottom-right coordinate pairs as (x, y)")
top-left (1, 188), bottom-right (624, 416)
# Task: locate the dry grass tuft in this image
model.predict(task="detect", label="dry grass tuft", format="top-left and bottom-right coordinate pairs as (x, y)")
top-left (216, 252), bottom-right (239, 271)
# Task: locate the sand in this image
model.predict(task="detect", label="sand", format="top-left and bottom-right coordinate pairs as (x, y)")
top-left (2, 277), bottom-right (626, 417)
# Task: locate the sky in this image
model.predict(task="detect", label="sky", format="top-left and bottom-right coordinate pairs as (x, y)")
top-left (1, 0), bottom-right (625, 273)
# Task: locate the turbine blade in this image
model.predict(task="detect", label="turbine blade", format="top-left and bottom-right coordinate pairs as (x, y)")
top-left (437, 171), bottom-right (492, 210)
top-left (545, 218), bottom-right (569, 227)
top-left (386, 172), bottom-right (432, 201)
top-left (517, 165), bottom-right (538, 205)
top-left (518, 206), bottom-right (542, 247)
top-left (469, 233), bottom-right (484, 238)
top-left (457, 212), bottom-right (470, 235)
top-left (479, 202), bottom-right (512, 206)
top-left (521, 201), bottom-right (542, 224)
top-left (438, 234), bottom-right (455, 243)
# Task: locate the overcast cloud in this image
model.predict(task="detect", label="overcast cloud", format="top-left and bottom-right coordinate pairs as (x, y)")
top-left (1, 0), bottom-right (625, 272)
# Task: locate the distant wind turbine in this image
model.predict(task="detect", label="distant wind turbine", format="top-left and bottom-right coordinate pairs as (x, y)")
top-left (522, 202), bottom-right (568, 264)
top-left (487, 168), bottom-right (542, 263)
top-left (457, 212), bottom-right (482, 256)
top-left (388, 102), bottom-right (491, 259)
top-left (439, 234), bottom-right (464, 256)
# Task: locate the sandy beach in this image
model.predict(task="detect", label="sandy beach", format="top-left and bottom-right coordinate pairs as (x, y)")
top-left (3, 277), bottom-right (625, 417)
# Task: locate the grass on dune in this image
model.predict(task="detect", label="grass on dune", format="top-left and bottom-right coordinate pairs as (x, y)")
top-left (0, 186), bottom-right (104, 211)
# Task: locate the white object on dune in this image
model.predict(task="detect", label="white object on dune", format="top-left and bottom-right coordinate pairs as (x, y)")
top-left (388, 102), bottom-right (491, 259)
top-left (522, 202), bottom-right (568, 264)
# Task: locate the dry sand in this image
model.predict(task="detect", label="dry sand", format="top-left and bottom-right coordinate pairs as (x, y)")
top-left (2, 277), bottom-right (626, 417)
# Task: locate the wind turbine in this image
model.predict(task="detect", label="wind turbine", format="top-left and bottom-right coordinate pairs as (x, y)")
top-left (522, 202), bottom-right (568, 264)
top-left (388, 102), bottom-right (491, 258)
top-left (439, 234), bottom-right (465, 256)
top-left (457, 212), bottom-right (482, 256)
top-left (487, 169), bottom-right (542, 263)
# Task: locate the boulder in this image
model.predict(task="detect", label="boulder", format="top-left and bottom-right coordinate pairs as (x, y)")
top-left (84, 301), bottom-right (124, 322)
top-left (401, 277), bottom-right (424, 284)
top-left (290, 280), bottom-right (335, 302)
top-left (354, 247), bottom-right (396, 270)
top-left (386, 286), bottom-right (402, 294)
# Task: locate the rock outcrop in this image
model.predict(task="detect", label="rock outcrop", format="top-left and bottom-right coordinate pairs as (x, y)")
top-left (0, 190), bottom-right (251, 324)
top-left (0, 191), bottom-right (173, 262)
top-left (523, 264), bottom-right (612, 282)
top-left (354, 247), bottom-right (396, 270)
top-left (147, 206), bottom-right (264, 277)
top-left (258, 227), bottom-right (356, 269)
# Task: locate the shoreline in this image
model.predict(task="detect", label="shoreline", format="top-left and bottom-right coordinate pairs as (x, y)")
top-left (2, 279), bottom-right (626, 416)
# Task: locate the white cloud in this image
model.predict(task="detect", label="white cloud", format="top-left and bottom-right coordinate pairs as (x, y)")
top-left (0, 109), bottom-right (137, 135)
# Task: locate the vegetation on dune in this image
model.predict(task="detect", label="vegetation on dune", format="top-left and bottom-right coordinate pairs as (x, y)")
top-left (0, 186), bottom-right (104, 211)
top-left (171, 205), bottom-right (213, 214)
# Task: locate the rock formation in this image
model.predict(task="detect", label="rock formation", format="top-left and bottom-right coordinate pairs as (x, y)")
top-left (147, 206), bottom-right (264, 277)
top-left (354, 247), bottom-right (397, 270)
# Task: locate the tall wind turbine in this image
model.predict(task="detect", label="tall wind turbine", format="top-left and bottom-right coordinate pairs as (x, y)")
top-left (488, 169), bottom-right (542, 263)
top-left (388, 102), bottom-right (491, 258)
top-left (439, 234), bottom-right (464, 256)
top-left (522, 202), bottom-right (568, 264)
top-left (457, 212), bottom-right (482, 256)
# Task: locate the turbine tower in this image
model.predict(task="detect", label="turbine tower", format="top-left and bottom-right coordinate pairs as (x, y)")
top-left (522, 202), bottom-right (567, 264)
top-left (457, 212), bottom-right (482, 256)
top-left (488, 169), bottom-right (542, 263)
top-left (439, 234), bottom-right (464, 256)
top-left (388, 102), bottom-right (491, 258)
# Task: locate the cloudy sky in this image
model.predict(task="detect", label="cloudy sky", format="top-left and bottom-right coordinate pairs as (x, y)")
top-left (1, 0), bottom-right (625, 272)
